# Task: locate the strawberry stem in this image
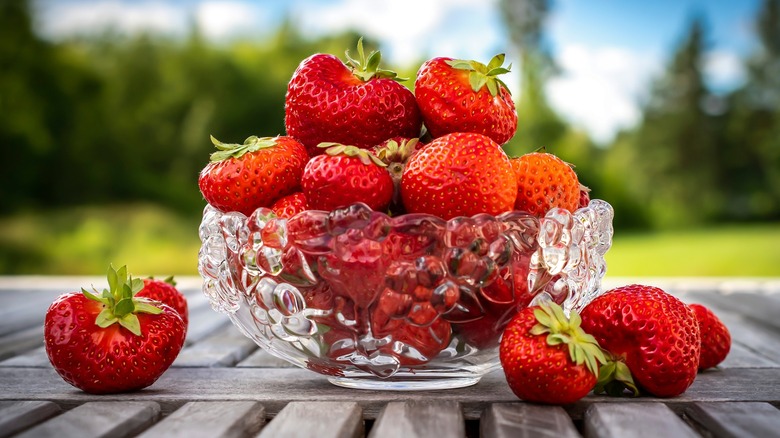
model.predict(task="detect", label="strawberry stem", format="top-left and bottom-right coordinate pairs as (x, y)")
top-left (531, 302), bottom-right (607, 376)
top-left (345, 37), bottom-right (405, 82)
top-left (445, 53), bottom-right (513, 97)
top-left (317, 142), bottom-right (387, 167)
top-left (208, 135), bottom-right (279, 162)
top-left (83, 264), bottom-right (163, 337)
top-left (594, 354), bottom-right (640, 397)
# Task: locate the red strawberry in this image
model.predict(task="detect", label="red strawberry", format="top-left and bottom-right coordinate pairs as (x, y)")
top-left (510, 152), bottom-right (581, 217)
top-left (580, 284), bottom-right (701, 397)
top-left (137, 276), bottom-right (188, 327)
top-left (380, 317), bottom-right (452, 366)
top-left (578, 184), bottom-right (591, 209)
top-left (44, 265), bottom-right (185, 394)
top-left (401, 132), bottom-right (516, 220)
top-left (301, 144), bottom-right (393, 212)
top-left (198, 135), bottom-right (308, 216)
top-left (689, 304), bottom-right (731, 370)
top-left (500, 302), bottom-right (606, 404)
top-left (285, 38), bottom-right (422, 155)
top-left (271, 192), bottom-right (308, 219)
top-left (415, 54), bottom-right (517, 145)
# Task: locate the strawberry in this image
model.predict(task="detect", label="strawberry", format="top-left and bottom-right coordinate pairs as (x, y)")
top-left (301, 143), bottom-right (393, 212)
top-left (500, 302), bottom-right (606, 404)
top-left (198, 135), bottom-right (308, 216)
top-left (44, 265), bottom-right (185, 394)
top-left (401, 132), bottom-right (516, 220)
top-left (415, 54), bottom-right (517, 145)
top-left (285, 38), bottom-right (422, 155)
top-left (271, 192), bottom-right (308, 219)
top-left (578, 184), bottom-right (591, 209)
top-left (580, 284), bottom-right (701, 397)
top-left (689, 303), bottom-right (731, 370)
top-left (138, 276), bottom-right (188, 327)
top-left (510, 152), bottom-right (581, 217)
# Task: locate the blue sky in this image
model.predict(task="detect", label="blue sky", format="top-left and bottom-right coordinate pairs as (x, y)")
top-left (35, 0), bottom-right (764, 142)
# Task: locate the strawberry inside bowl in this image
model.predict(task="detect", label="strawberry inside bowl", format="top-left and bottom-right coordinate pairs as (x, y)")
top-left (197, 200), bottom-right (614, 390)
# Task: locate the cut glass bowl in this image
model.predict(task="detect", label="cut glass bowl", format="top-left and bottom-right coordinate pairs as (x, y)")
top-left (198, 200), bottom-right (614, 390)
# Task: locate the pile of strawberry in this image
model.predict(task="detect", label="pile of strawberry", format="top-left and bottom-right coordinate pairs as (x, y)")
top-left (194, 38), bottom-right (732, 401)
top-left (198, 39), bottom-right (583, 221)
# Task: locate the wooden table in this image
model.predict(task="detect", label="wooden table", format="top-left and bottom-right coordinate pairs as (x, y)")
top-left (1, 276), bottom-right (779, 437)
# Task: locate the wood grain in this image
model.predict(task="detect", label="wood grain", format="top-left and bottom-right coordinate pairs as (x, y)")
top-left (136, 401), bottom-right (265, 438)
top-left (0, 401), bottom-right (60, 438)
top-left (480, 403), bottom-right (579, 438)
top-left (258, 402), bottom-right (362, 438)
top-left (685, 402), bottom-right (780, 438)
top-left (370, 401), bottom-right (465, 438)
top-left (13, 401), bottom-right (160, 438)
top-left (584, 403), bottom-right (698, 438)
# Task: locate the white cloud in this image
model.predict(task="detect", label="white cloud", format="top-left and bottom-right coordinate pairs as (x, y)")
top-left (294, 0), bottom-right (502, 66)
top-left (196, 1), bottom-right (268, 41)
top-left (704, 50), bottom-right (745, 92)
top-left (38, 0), bottom-right (188, 38)
top-left (546, 44), bottom-right (661, 143)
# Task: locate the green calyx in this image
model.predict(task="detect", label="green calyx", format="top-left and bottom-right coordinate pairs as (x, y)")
top-left (594, 355), bottom-right (640, 397)
top-left (82, 265), bottom-right (163, 337)
top-left (445, 53), bottom-right (513, 97)
top-left (209, 135), bottom-right (278, 162)
top-left (345, 37), bottom-right (405, 82)
top-left (317, 142), bottom-right (387, 167)
top-left (374, 138), bottom-right (420, 164)
top-left (530, 302), bottom-right (607, 377)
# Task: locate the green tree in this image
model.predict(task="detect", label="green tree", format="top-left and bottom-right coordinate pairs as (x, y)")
top-left (723, 0), bottom-right (780, 221)
top-left (625, 17), bottom-right (723, 227)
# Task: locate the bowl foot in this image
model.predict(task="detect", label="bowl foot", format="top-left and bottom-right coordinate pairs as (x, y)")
top-left (327, 375), bottom-right (481, 391)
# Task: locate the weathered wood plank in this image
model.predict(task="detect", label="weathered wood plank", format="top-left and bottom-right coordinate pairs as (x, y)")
top-left (0, 290), bottom-right (62, 337)
top-left (1, 367), bottom-right (780, 420)
top-left (685, 402), bottom-right (780, 438)
top-left (257, 402), bottom-right (362, 438)
top-left (136, 401), bottom-right (265, 438)
top-left (584, 403), bottom-right (697, 438)
top-left (686, 299), bottom-right (780, 365)
top-left (718, 342), bottom-right (778, 369)
top-left (0, 346), bottom-right (51, 368)
top-left (184, 302), bottom-right (232, 345)
top-left (480, 403), bottom-right (579, 438)
top-left (688, 291), bottom-right (780, 332)
top-left (0, 325), bottom-right (43, 361)
top-left (173, 324), bottom-right (257, 368)
top-left (235, 348), bottom-right (295, 368)
top-left (369, 401), bottom-right (465, 438)
top-left (14, 401), bottom-right (160, 438)
top-left (0, 401), bottom-right (60, 438)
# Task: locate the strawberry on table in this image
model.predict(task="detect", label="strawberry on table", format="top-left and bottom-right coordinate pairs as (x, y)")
top-left (689, 303), bottom-right (731, 370)
top-left (500, 302), bottom-right (606, 405)
top-left (137, 276), bottom-right (188, 327)
top-left (285, 38), bottom-right (422, 155)
top-left (401, 132), bottom-right (517, 219)
top-left (580, 284), bottom-right (701, 397)
top-left (301, 143), bottom-right (394, 212)
top-left (44, 265), bottom-right (186, 394)
top-left (511, 152), bottom-right (581, 217)
top-left (415, 54), bottom-right (517, 145)
top-left (198, 135), bottom-right (308, 216)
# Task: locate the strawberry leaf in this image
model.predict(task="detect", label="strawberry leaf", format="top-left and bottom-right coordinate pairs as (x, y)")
top-left (135, 300), bottom-right (164, 315)
top-left (118, 314), bottom-right (142, 337)
top-left (95, 308), bottom-right (118, 329)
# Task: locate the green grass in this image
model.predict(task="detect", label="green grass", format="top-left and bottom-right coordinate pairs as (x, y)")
top-left (606, 223), bottom-right (780, 277)
top-left (1, 204), bottom-right (778, 276)
top-left (0, 204), bottom-right (202, 276)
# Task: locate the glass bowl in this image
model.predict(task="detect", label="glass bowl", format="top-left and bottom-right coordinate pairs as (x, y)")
top-left (198, 200), bottom-right (614, 390)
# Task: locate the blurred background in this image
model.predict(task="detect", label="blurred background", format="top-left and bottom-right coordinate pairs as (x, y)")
top-left (1, 0), bottom-right (778, 276)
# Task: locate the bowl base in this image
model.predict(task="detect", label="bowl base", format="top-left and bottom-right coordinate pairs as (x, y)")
top-left (327, 375), bottom-right (481, 391)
